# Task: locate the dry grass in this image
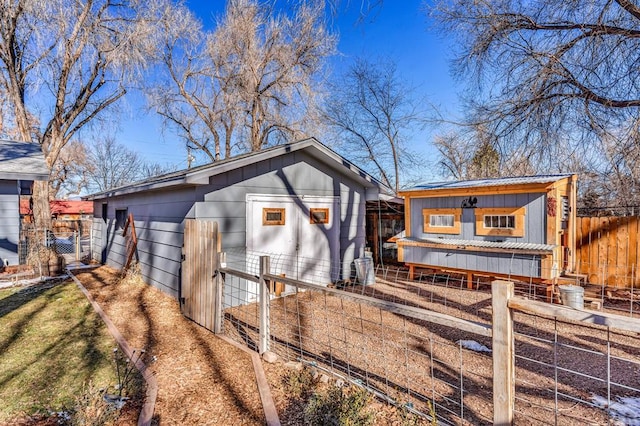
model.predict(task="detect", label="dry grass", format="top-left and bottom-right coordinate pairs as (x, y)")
top-left (0, 279), bottom-right (137, 424)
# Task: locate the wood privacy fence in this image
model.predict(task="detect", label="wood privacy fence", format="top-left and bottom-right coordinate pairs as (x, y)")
top-left (575, 216), bottom-right (640, 288)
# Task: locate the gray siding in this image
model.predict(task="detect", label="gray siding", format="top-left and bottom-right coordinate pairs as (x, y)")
top-left (94, 150), bottom-right (370, 299)
top-left (410, 192), bottom-right (546, 244)
top-left (94, 187), bottom-right (197, 298)
top-left (407, 192), bottom-right (547, 277)
top-left (0, 180), bottom-right (19, 265)
top-left (403, 247), bottom-right (543, 278)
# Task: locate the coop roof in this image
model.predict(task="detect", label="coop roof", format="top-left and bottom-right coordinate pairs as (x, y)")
top-left (400, 174), bottom-right (575, 197)
top-left (0, 139), bottom-right (48, 181)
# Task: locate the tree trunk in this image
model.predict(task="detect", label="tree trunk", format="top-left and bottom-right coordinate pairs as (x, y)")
top-left (32, 180), bottom-right (51, 230)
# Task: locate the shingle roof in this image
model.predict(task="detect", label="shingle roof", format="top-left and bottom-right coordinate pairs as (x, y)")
top-left (0, 139), bottom-right (48, 181)
top-left (403, 174), bottom-right (574, 192)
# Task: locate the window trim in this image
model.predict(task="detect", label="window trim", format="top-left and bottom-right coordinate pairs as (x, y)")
top-left (475, 207), bottom-right (526, 237)
top-left (422, 208), bottom-right (461, 235)
top-left (309, 208), bottom-right (329, 224)
top-left (262, 207), bottom-right (286, 226)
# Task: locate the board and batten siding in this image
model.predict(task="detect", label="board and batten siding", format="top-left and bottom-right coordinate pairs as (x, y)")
top-left (405, 192), bottom-right (547, 278)
top-left (0, 180), bottom-right (19, 265)
top-left (93, 149), bottom-right (372, 299)
top-left (410, 192), bottom-right (547, 243)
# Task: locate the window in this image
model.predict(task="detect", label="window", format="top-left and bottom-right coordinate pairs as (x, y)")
top-left (475, 207), bottom-right (525, 237)
top-left (422, 208), bottom-right (461, 235)
top-left (430, 214), bottom-right (455, 228)
top-left (310, 208), bottom-right (329, 224)
top-left (115, 208), bottom-right (128, 230)
top-left (483, 215), bottom-right (515, 229)
top-left (263, 207), bottom-right (285, 225)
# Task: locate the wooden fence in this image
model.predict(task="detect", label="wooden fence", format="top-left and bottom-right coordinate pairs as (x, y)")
top-left (575, 216), bottom-right (640, 288)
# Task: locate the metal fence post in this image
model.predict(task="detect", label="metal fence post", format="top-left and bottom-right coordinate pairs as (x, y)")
top-left (214, 252), bottom-right (226, 334)
top-left (492, 280), bottom-right (515, 425)
top-left (259, 255), bottom-right (271, 354)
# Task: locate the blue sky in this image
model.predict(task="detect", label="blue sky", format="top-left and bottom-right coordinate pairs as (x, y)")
top-left (114, 1), bottom-right (462, 177)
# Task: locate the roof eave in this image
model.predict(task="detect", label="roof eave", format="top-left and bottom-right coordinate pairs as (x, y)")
top-left (0, 172), bottom-right (49, 181)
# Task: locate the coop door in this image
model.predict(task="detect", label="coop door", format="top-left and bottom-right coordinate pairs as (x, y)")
top-left (247, 194), bottom-right (339, 290)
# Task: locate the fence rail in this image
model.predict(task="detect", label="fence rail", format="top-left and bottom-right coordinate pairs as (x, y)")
top-left (212, 250), bottom-right (640, 425)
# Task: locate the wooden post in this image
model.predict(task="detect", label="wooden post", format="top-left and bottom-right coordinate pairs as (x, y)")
top-left (74, 231), bottom-right (80, 261)
top-left (492, 280), bottom-right (515, 425)
top-left (259, 255), bottom-right (271, 354)
top-left (214, 251), bottom-right (226, 334)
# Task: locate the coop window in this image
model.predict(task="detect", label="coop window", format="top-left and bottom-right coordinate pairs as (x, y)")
top-left (430, 214), bottom-right (455, 227)
top-left (115, 208), bottom-right (128, 230)
top-left (310, 208), bottom-right (329, 224)
top-left (475, 207), bottom-right (525, 237)
top-left (263, 208), bottom-right (285, 226)
top-left (483, 215), bottom-right (516, 229)
top-left (422, 208), bottom-right (461, 235)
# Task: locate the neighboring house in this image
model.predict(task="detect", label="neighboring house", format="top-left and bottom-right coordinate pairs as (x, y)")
top-left (0, 140), bottom-right (49, 265)
top-left (397, 175), bottom-right (578, 290)
top-left (20, 199), bottom-right (94, 222)
top-left (86, 138), bottom-right (388, 301)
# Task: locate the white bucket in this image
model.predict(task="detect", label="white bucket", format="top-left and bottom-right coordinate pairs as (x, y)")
top-left (354, 257), bottom-right (375, 285)
top-left (558, 285), bottom-right (584, 309)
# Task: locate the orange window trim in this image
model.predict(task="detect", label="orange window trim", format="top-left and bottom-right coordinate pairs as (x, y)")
top-left (475, 207), bottom-right (526, 237)
top-left (310, 208), bottom-right (329, 224)
top-left (422, 208), bottom-right (461, 235)
top-left (263, 207), bottom-right (285, 226)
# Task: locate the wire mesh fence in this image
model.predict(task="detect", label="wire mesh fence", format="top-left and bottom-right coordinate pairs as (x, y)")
top-left (14, 226), bottom-right (89, 276)
top-left (216, 249), bottom-right (640, 425)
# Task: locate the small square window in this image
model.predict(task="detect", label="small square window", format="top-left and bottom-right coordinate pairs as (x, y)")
top-left (310, 208), bottom-right (329, 224)
top-left (115, 208), bottom-right (128, 230)
top-left (263, 208), bottom-right (285, 226)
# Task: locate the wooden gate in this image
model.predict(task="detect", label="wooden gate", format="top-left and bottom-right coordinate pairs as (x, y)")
top-left (181, 219), bottom-right (220, 331)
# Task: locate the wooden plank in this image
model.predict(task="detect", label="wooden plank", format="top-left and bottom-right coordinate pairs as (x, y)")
top-left (618, 217), bottom-right (630, 288)
top-left (629, 217), bottom-right (639, 289)
top-left (508, 296), bottom-right (640, 334)
top-left (492, 280), bottom-right (514, 426)
top-left (607, 217), bottom-right (617, 287)
top-left (262, 272), bottom-right (492, 337)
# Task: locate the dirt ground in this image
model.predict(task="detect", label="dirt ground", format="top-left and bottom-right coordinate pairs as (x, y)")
top-left (73, 266), bottom-right (265, 426)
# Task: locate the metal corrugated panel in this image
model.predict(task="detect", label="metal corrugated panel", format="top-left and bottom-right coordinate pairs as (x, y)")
top-left (401, 236), bottom-right (555, 252)
top-left (405, 174), bottom-right (574, 192)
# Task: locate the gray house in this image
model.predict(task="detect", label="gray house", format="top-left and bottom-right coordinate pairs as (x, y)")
top-left (86, 138), bottom-right (386, 301)
top-left (0, 140), bottom-right (49, 265)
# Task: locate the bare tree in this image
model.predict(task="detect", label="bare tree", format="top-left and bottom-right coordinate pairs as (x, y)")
top-left (432, 0), bottom-right (640, 186)
top-left (50, 141), bottom-right (90, 198)
top-left (0, 0), bottom-right (184, 228)
top-left (324, 58), bottom-right (425, 193)
top-left (85, 137), bottom-right (143, 192)
top-left (150, 0), bottom-right (336, 162)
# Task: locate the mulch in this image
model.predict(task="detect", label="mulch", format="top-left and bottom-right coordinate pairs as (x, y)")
top-left (73, 266), bottom-right (265, 425)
